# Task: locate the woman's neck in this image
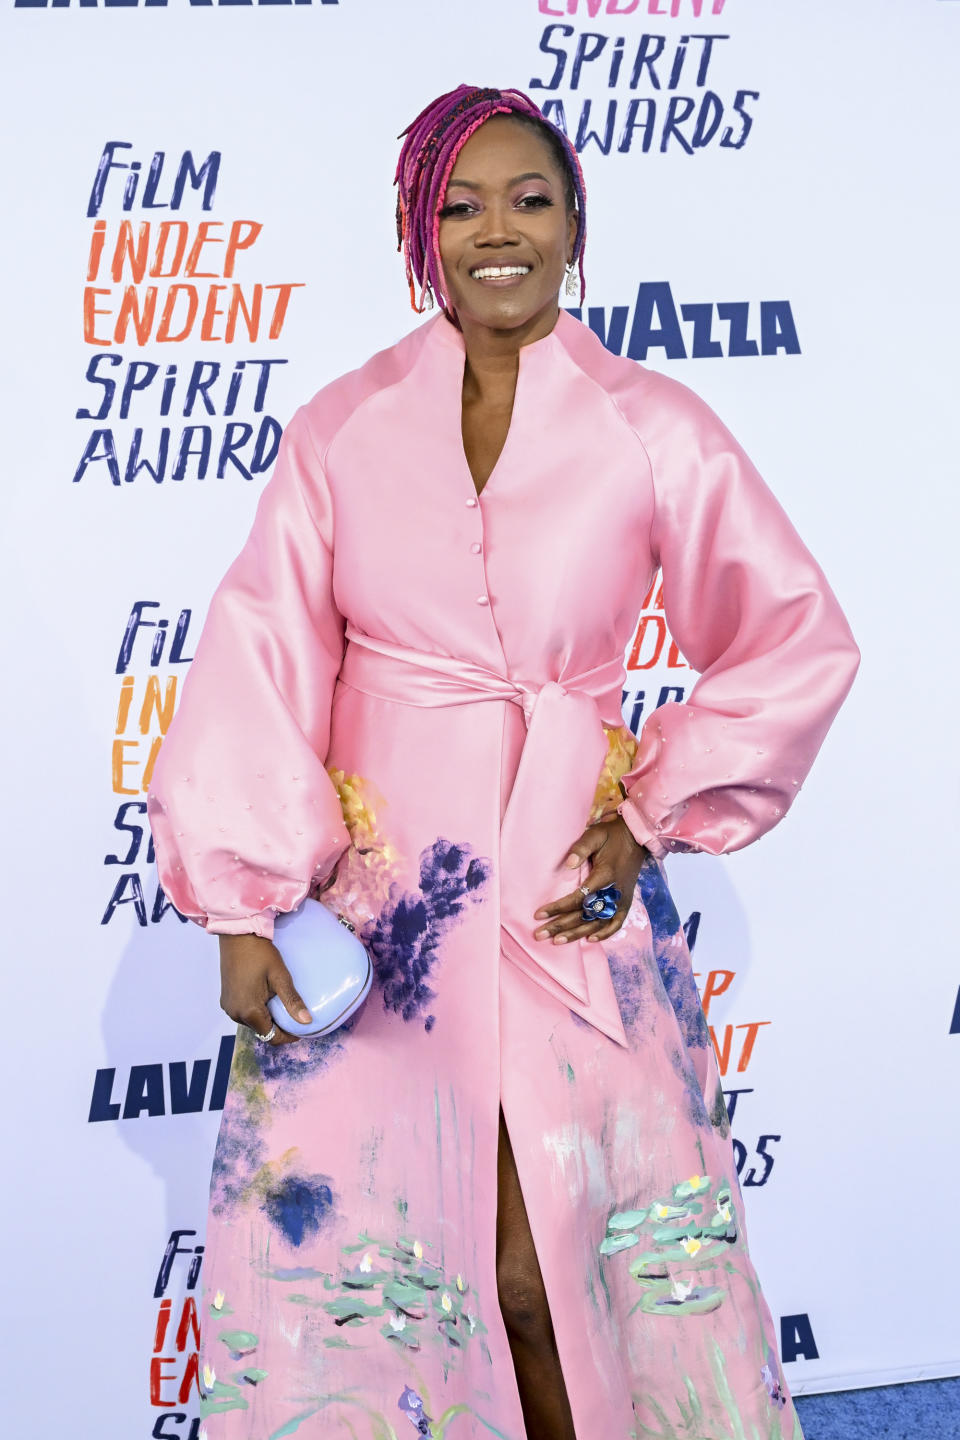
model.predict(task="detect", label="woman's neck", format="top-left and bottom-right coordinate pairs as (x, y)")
top-left (454, 300), bottom-right (561, 405)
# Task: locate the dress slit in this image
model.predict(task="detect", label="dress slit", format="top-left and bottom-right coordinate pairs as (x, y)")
top-left (496, 1098), bottom-right (578, 1438)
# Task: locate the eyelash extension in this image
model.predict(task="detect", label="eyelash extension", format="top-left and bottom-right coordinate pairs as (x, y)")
top-left (438, 194), bottom-right (554, 219)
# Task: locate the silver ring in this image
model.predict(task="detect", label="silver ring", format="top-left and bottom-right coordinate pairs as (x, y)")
top-left (579, 884), bottom-right (591, 895)
top-left (253, 1024), bottom-right (277, 1043)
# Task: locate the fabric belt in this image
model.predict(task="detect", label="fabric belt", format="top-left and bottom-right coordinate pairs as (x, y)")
top-left (339, 623), bottom-right (630, 1048)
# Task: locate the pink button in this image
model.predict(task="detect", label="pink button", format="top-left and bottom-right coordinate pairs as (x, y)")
top-left (465, 497), bottom-right (478, 507)
top-left (476, 595), bottom-right (489, 606)
top-left (470, 542), bottom-right (482, 554)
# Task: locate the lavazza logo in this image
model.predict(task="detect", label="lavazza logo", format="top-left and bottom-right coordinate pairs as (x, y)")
top-left (566, 281), bottom-right (800, 360)
top-left (14, 0), bottom-right (339, 9)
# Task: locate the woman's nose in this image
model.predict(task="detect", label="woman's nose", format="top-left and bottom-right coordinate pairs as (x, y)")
top-left (474, 201), bottom-right (520, 247)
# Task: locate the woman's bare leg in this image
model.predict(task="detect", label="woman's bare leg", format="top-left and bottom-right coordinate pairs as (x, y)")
top-left (496, 1106), bottom-right (577, 1440)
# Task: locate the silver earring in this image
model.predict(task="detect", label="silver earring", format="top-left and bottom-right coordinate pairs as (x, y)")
top-left (564, 264), bottom-right (579, 299)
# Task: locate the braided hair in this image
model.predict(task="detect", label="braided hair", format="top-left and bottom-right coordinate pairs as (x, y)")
top-left (394, 84), bottom-right (587, 315)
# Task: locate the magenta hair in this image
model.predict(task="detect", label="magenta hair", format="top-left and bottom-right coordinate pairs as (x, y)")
top-left (394, 84), bottom-right (587, 314)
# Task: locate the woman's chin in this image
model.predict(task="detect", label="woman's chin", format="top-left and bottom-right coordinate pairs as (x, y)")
top-left (453, 292), bottom-right (560, 337)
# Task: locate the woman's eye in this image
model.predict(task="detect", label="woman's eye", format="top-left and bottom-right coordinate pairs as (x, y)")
top-left (439, 195), bottom-right (553, 218)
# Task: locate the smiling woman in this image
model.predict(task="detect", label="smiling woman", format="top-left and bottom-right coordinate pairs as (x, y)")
top-left (395, 87), bottom-right (587, 318)
top-left (438, 129), bottom-right (576, 312)
top-left (149, 82), bottom-right (858, 1440)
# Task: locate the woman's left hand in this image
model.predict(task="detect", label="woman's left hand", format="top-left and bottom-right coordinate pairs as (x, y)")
top-left (533, 813), bottom-right (648, 945)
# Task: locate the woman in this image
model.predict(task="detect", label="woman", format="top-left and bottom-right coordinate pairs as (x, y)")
top-left (148, 85), bottom-right (859, 1440)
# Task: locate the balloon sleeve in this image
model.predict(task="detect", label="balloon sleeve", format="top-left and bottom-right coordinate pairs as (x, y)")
top-left (616, 380), bottom-right (861, 859)
top-left (147, 406), bottom-right (350, 939)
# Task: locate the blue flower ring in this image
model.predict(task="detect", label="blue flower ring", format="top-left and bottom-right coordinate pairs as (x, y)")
top-left (580, 884), bottom-right (622, 922)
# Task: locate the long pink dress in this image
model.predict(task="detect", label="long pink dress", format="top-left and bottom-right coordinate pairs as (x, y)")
top-left (148, 308), bottom-right (859, 1440)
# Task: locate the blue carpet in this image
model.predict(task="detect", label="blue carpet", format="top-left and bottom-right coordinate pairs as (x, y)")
top-left (794, 1377), bottom-right (960, 1439)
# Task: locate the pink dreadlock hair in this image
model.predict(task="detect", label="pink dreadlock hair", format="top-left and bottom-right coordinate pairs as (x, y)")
top-left (394, 84), bottom-right (587, 316)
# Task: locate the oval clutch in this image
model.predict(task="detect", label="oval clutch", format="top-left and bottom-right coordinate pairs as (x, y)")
top-left (267, 898), bottom-right (373, 1038)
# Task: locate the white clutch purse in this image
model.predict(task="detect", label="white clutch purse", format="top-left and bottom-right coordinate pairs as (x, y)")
top-left (267, 897), bottom-right (373, 1037)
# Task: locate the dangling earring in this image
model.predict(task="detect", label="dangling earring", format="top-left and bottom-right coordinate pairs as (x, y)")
top-left (564, 263), bottom-right (579, 299)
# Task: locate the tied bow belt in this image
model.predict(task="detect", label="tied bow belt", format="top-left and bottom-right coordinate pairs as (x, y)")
top-left (340, 624), bottom-right (632, 1049)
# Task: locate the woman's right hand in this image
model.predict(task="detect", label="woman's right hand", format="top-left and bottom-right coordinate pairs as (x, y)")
top-left (218, 933), bottom-right (313, 1046)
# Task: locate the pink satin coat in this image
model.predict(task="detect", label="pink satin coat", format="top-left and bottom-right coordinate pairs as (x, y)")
top-left (148, 309), bottom-right (858, 1439)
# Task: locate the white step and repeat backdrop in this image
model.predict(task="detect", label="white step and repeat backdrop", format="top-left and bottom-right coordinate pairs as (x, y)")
top-left (2, 1), bottom-right (958, 1435)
